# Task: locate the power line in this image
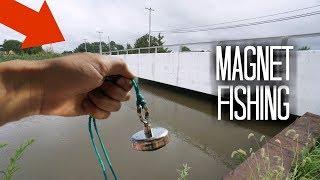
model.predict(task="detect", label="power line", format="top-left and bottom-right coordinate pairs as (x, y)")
top-left (154, 4), bottom-right (320, 33)
top-left (154, 10), bottom-right (320, 34)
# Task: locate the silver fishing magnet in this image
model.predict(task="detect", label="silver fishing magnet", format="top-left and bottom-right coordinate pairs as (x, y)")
top-left (130, 105), bottom-right (169, 151)
top-left (130, 127), bottom-right (169, 151)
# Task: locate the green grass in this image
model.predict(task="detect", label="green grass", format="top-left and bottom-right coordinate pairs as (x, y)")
top-left (0, 143), bottom-right (7, 149)
top-left (290, 139), bottom-right (320, 179)
top-left (231, 130), bottom-right (320, 180)
top-left (177, 163), bottom-right (191, 180)
top-left (0, 139), bottom-right (34, 180)
top-left (0, 53), bottom-right (61, 62)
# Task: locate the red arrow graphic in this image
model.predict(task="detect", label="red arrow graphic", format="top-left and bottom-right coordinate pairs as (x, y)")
top-left (0, 0), bottom-right (65, 48)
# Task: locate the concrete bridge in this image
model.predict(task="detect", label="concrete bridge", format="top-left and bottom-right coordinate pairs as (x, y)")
top-left (107, 33), bottom-right (320, 116)
top-left (109, 50), bottom-right (320, 115)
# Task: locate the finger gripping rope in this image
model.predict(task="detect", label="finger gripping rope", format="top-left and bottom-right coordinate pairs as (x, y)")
top-left (88, 78), bottom-right (145, 180)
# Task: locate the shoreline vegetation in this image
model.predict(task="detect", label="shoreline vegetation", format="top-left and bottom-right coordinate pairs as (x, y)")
top-left (0, 52), bottom-right (61, 62)
top-left (0, 34), bottom-right (173, 62)
top-left (0, 139), bottom-right (34, 180)
top-left (231, 130), bottom-right (320, 179)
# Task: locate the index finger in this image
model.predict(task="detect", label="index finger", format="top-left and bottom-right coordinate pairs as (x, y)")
top-left (105, 58), bottom-right (135, 79)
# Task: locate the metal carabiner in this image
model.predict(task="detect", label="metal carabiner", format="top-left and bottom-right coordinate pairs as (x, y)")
top-left (130, 79), bottom-right (169, 151)
top-left (136, 104), bottom-right (152, 138)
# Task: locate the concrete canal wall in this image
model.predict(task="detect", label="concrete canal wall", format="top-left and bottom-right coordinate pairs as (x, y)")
top-left (110, 50), bottom-right (320, 116)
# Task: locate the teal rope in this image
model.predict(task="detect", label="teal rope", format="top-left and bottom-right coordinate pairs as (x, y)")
top-left (131, 78), bottom-right (146, 108)
top-left (93, 117), bottom-right (118, 179)
top-left (88, 116), bottom-right (118, 180)
top-left (88, 78), bottom-right (146, 180)
top-left (88, 116), bottom-right (108, 179)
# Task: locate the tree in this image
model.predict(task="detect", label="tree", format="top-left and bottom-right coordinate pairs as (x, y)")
top-left (115, 44), bottom-right (124, 51)
top-left (180, 46), bottom-right (191, 52)
top-left (2, 40), bottom-right (43, 54)
top-left (73, 42), bottom-right (104, 53)
top-left (72, 35), bottom-right (171, 55)
top-left (126, 43), bottom-right (139, 54)
top-left (109, 41), bottom-right (126, 53)
top-left (23, 46), bottom-right (44, 54)
top-left (299, 46), bottom-right (310, 50)
top-left (2, 40), bottom-right (22, 54)
top-left (126, 43), bottom-right (132, 49)
top-left (74, 43), bottom-right (92, 53)
top-left (62, 51), bottom-right (73, 55)
top-left (73, 41), bottom-right (126, 54)
top-left (73, 43), bottom-right (86, 53)
top-left (134, 33), bottom-right (170, 53)
top-left (93, 42), bottom-right (108, 53)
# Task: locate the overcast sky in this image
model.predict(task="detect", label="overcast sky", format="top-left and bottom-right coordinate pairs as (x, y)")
top-left (1, 0), bottom-right (320, 52)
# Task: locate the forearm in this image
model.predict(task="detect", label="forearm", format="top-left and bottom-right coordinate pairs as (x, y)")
top-left (0, 60), bottom-right (44, 126)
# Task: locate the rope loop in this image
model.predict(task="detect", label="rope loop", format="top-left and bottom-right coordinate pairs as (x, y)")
top-left (88, 78), bottom-right (148, 180)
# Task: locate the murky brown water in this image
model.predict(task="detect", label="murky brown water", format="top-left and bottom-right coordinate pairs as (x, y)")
top-left (0, 81), bottom-right (293, 180)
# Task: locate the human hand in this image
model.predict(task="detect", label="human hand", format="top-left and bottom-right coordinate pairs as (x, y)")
top-left (37, 53), bottom-right (134, 119)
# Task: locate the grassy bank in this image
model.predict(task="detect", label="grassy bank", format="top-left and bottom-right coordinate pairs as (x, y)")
top-left (231, 130), bottom-right (320, 179)
top-left (291, 137), bottom-right (320, 179)
top-left (0, 53), bottom-right (61, 62)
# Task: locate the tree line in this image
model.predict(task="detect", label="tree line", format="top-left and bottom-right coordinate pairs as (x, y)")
top-left (0, 33), bottom-right (192, 55)
top-left (72, 33), bottom-right (174, 54)
top-left (0, 40), bottom-right (44, 54)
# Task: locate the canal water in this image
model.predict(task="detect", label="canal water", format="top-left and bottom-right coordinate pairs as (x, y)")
top-left (0, 80), bottom-right (292, 180)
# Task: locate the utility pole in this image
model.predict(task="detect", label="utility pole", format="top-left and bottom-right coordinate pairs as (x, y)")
top-left (83, 39), bottom-right (87, 52)
top-left (145, 7), bottom-right (154, 53)
top-left (108, 36), bottom-right (111, 55)
top-left (97, 31), bottom-right (103, 55)
top-left (49, 43), bottom-right (53, 52)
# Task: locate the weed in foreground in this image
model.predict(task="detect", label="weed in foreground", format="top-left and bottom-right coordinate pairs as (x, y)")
top-left (231, 129), bottom-right (320, 180)
top-left (177, 163), bottom-right (191, 180)
top-left (0, 139), bottom-right (34, 180)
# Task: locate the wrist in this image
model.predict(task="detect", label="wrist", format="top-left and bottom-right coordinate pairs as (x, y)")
top-left (0, 60), bottom-right (46, 122)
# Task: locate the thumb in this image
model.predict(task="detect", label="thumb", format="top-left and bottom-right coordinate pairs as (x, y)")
top-left (104, 57), bottom-right (135, 79)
